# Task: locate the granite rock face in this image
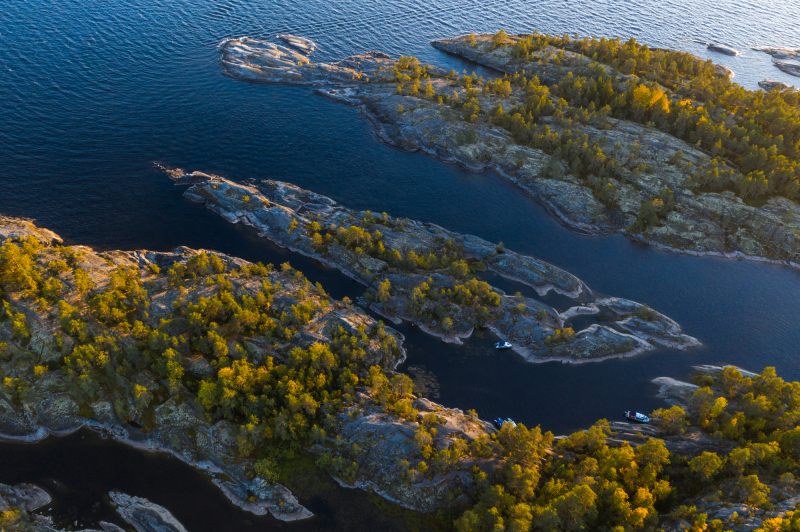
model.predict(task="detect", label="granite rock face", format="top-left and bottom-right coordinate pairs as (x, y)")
top-left (217, 34), bottom-right (800, 268)
top-left (0, 216), bottom-right (62, 246)
top-left (174, 172), bottom-right (698, 363)
top-left (0, 482), bottom-right (129, 532)
top-left (0, 483), bottom-right (52, 512)
top-left (595, 297), bottom-right (700, 350)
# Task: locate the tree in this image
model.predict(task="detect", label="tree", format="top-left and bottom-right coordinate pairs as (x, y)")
top-left (376, 278), bottom-right (391, 302)
top-left (491, 30), bottom-right (510, 50)
top-left (651, 405), bottom-right (687, 434)
top-left (737, 474), bottom-right (771, 507)
top-left (689, 452), bottom-right (723, 481)
top-left (254, 457), bottom-right (279, 483)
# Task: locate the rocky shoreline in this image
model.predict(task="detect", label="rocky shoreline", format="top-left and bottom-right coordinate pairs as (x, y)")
top-left (217, 34), bottom-right (800, 270)
top-left (0, 420), bottom-right (313, 522)
top-left (0, 215), bottom-right (501, 523)
top-left (0, 481), bottom-right (189, 532)
top-left (0, 226), bottom-right (791, 532)
top-left (170, 171), bottom-right (699, 363)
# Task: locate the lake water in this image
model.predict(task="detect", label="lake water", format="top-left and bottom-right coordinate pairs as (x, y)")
top-left (2, 0), bottom-right (799, 529)
top-left (0, 429), bottom-right (413, 532)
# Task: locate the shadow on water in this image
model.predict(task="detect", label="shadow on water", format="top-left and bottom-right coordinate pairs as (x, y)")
top-left (0, 430), bottom-right (413, 532)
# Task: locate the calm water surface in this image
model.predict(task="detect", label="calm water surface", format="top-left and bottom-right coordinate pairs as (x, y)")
top-left (2, 0), bottom-right (800, 529)
top-left (1, 430), bottom-right (413, 532)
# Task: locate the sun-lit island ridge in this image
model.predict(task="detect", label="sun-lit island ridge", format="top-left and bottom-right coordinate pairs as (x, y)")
top-left (220, 31), bottom-right (800, 269)
top-left (168, 169), bottom-right (699, 364)
top-left (2, 214), bottom-right (800, 532)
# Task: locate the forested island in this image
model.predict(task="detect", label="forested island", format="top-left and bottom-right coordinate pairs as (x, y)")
top-left (220, 32), bottom-right (800, 267)
top-left (2, 216), bottom-right (800, 532)
top-left (169, 169), bottom-right (698, 363)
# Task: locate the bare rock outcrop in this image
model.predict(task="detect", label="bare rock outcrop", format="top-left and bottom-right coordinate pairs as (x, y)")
top-left (314, 392), bottom-right (497, 512)
top-left (759, 79), bottom-right (790, 91)
top-left (754, 46), bottom-right (800, 60)
top-left (707, 43), bottom-right (739, 56)
top-left (0, 483), bottom-right (52, 512)
top-left (0, 216), bottom-right (62, 245)
top-left (773, 60), bottom-right (800, 78)
top-left (109, 492), bottom-right (187, 532)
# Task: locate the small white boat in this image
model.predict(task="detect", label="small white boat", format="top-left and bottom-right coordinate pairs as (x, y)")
top-left (276, 34), bottom-right (316, 54)
top-left (495, 341), bottom-right (512, 350)
top-left (624, 411), bottom-right (650, 423)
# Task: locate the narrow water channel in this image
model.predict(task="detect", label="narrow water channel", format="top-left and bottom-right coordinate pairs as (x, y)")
top-left (1, 430), bottom-right (412, 532)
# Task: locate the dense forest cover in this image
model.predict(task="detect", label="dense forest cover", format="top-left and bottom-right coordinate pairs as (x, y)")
top-left (454, 366), bottom-right (800, 532)
top-left (1, 228), bottom-right (800, 532)
top-left (436, 31), bottom-right (800, 206)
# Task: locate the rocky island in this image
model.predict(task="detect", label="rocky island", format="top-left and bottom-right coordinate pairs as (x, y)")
top-left (220, 32), bottom-right (800, 268)
top-left (169, 171), bottom-right (699, 363)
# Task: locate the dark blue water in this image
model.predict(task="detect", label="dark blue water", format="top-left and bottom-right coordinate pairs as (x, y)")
top-left (2, 0), bottom-right (800, 430)
top-left (2, 0), bottom-right (800, 528)
top-left (0, 430), bottom-right (413, 532)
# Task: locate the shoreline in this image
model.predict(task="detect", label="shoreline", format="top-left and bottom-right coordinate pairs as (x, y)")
top-left (488, 322), bottom-right (653, 365)
top-left (216, 36), bottom-right (800, 274)
top-left (175, 174), bottom-right (700, 363)
top-left (355, 101), bottom-right (800, 274)
top-left (0, 421), bottom-right (311, 522)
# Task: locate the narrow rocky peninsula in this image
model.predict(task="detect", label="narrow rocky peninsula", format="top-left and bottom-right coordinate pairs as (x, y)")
top-left (219, 33), bottom-right (800, 268)
top-left (109, 492), bottom-right (187, 532)
top-left (171, 170), bottom-right (698, 363)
